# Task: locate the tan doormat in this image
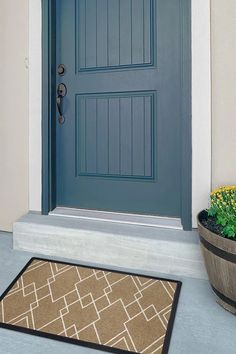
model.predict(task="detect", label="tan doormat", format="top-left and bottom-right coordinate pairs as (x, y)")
top-left (0, 258), bottom-right (181, 354)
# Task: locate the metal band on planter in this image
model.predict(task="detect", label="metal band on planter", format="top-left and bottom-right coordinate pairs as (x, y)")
top-left (211, 285), bottom-right (236, 308)
top-left (199, 235), bottom-right (236, 264)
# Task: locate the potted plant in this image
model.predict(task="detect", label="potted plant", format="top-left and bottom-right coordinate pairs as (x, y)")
top-left (197, 186), bottom-right (236, 314)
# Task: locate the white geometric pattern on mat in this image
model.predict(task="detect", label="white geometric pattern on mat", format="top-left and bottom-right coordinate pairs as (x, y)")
top-left (0, 260), bottom-right (178, 354)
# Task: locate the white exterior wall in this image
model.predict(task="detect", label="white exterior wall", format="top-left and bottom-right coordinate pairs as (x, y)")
top-left (211, 0), bottom-right (236, 189)
top-left (0, 0), bottom-right (29, 231)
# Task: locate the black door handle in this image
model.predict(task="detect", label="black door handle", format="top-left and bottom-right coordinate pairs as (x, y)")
top-left (57, 83), bottom-right (67, 124)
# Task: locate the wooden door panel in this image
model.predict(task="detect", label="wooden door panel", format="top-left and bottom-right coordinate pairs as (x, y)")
top-left (77, 0), bottom-right (154, 71)
top-left (76, 92), bottom-right (154, 178)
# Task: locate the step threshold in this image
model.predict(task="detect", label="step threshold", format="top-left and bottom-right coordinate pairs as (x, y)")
top-left (50, 207), bottom-right (183, 230)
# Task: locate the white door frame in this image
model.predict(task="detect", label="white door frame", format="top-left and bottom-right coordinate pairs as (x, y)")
top-left (28, 0), bottom-right (211, 228)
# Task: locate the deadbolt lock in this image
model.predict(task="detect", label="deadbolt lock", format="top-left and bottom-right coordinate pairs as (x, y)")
top-left (57, 64), bottom-right (66, 76)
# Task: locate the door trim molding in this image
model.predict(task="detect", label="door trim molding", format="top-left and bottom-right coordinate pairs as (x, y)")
top-left (180, 0), bottom-right (192, 229)
top-left (191, 0), bottom-right (211, 227)
top-left (41, 0), bottom-right (56, 214)
top-left (29, 0), bottom-right (211, 229)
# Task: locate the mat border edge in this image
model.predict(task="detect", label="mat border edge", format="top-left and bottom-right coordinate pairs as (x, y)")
top-left (0, 257), bottom-right (182, 354)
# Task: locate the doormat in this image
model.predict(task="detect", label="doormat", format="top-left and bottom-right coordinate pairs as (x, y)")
top-left (0, 258), bottom-right (181, 354)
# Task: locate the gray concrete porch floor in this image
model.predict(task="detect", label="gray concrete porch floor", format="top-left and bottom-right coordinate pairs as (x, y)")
top-left (0, 232), bottom-right (235, 354)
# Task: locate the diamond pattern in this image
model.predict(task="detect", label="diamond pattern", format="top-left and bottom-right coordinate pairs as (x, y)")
top-left (0, 259), bottom-right (180, 354)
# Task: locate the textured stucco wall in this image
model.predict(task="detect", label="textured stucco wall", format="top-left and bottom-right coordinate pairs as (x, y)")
top-left (0, 0), bottom-right (29, 231)
top-left (211, 0), bottom-right (236, 189)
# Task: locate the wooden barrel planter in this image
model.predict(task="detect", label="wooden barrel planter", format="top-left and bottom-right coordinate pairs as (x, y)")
top-left (197, 210), bottom-right (236, 315)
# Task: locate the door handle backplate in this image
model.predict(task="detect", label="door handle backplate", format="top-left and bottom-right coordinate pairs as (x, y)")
top-left (57, 83), bottom-right (67, 124)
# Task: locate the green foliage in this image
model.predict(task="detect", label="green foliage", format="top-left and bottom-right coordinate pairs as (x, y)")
top-left (207, 186), bottom-right (236, 240)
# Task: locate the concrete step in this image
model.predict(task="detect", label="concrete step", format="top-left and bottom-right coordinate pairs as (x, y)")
top-left (13, 212), bottom-right (206, 280)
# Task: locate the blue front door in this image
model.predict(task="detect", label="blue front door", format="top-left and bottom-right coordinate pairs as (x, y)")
top-left (56, 0), bottom-right (184, 217)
